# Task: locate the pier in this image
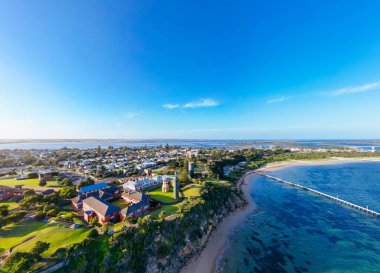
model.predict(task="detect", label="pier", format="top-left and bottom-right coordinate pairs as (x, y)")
top-left (254, 172), bottom-right (380, 218)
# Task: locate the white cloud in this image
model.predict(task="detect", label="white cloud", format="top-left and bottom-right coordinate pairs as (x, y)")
top-left (123, 112), bottom-right (141, 119)
top-left (183, 98), bottom-right (220, 108)
top-left (163, 103), bottom-right (181, 109)
top-left (330, 81), bottom-right (380, 96)
top-left (163, 98), bottom-right (220, 109)
top-left (266, 96), bottom-right (289, 104)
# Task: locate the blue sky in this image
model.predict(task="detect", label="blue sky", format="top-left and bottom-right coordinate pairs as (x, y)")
top-left (1, 0), bottom-right (380, 139)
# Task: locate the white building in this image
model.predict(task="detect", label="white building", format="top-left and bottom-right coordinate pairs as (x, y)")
top-left (122, 175), bottom-right (163, 191)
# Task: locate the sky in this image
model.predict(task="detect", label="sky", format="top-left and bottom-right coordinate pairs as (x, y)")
top-left (1, 0), bottom-right (380, 140)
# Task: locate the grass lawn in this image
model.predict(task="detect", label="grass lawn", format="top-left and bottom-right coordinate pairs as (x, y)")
top-left (148, 186), bottom-right (177, 203)
top-left (205, 178), bottom-right (232, 186)
top-left (0, 178), bottom-right (61, 188)
top-left (0, 221), bottom-right (46, 253)
top-left (0, 200), bottom-right (20, 210)
top-left (12, 223), bottom-right (90, 257)
top-left (152, 166), bottom-right (167, 175)
top-left (110, 199), bottom-right (129, 209)
top-left (182, 184), bottom-right (203, 197)
top-left (149, 203), bottom-right (181, 219)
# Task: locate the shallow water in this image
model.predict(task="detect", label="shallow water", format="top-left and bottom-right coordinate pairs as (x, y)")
top-left (219, 162), bottom-right (380, 273)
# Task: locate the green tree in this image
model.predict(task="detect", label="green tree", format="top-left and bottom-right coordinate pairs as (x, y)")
top-left (89, 217), bottom-right (98, 226)
top-left (32, 241), bottom-right (50, 259)
top-left (0, 205), bottom-right (9, 217)
top-left (23, 189), bottom-right (35, 196)
top-left (3, 252), bottom-right (33, 273)
top-left (158, 211), bottom-right (166, 221)
top-left (87, 228), bottom-right (98, 238)
top-left (39, 178), bottom-right (47, 186)
top-left (77, 177), bottom-right (95, 190)
top-left (179, 168), bottom-right (189, 183)
top-left (61, 178), bottom-right (73, 186)
top-left (59, 186), bottom-right (77, 198)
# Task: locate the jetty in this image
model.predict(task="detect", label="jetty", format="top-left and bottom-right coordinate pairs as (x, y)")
top-left (254, 171), bottom-right (380, 218)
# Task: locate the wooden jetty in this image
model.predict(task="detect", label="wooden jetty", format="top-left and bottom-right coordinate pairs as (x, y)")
top-left (254, 171), bottom-right (380, 218)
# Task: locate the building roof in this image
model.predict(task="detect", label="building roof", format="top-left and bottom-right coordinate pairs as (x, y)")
top-left (82, 196), bottom-right (120, 216)
top-left (121, 200), bottom-right (149, 215)
top-left (98, 190), bottom-right (113, 200)
top-left (122, 191), bottom-right (149, 203)
top-left (79, 182), bottom-right (109, 194)
top-left (0, 185), bottom-right (13, 192)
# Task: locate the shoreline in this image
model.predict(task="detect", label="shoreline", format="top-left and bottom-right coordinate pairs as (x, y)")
top-left (256, 156), bottom-right (380, 172)
top-left (180, 171), bottom-right (258, 273)
top-left (180, 156), bottom-right (380, 273)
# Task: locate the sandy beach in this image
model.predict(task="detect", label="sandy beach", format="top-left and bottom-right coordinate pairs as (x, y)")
top-left (180, 156), bottom-right (380, 273)
top-left (180, 171), bottom-right (258, 273)
top-left (256, 156), bottom-right (380, 172)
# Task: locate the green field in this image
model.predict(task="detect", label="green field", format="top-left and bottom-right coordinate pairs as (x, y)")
top-left (152, 166), bottom-right (167, 175)
top-left (149, 184), bottom-right (204, 219)
top-left (205, 178), bottom-right (232, 186)
top-left (0, 178), bottom-right (61, 188)
top-left (148, 186), bottom-right (177, 203)
top-left (149, 203), bottom-right (182, 219)
top-left (12, 223), bottom-right (90, 257)
top-left (0, 221), bottom-right (46, 253)
top-left (182, 184), bottom-right (203, 197)
top-left (0, 200), bottom-right (20, 210)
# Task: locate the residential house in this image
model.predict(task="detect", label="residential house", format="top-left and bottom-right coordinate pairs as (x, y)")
top-left (79, 182), bottom-right (110, 195)
top-left (38, 169), bottom-right (52, 181)
top-left (82, 196), bottom-right (120, 224)
top-left (72, 183), bottom-right (121, 210)
top-left (121, 190), bottom-right (150, 204)
top-left (0, 185), bottom-right (23, 201)
top-left (0, 186), bottom-right (14, 201)
top-left (120, 200), bottom-right (150, 219)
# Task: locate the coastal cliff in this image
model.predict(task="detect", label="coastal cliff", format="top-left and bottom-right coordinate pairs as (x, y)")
top-left (64, 184), bottom-right (246, 273)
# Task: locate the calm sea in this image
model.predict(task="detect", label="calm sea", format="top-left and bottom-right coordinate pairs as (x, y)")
top-left (219, 162), bottom-right (380, 273)
top-left (0, 140), bottom-right (379, 150)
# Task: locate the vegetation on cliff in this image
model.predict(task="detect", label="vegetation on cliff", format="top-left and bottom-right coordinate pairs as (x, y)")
top-left (63, 183), bottom-right (245, 273)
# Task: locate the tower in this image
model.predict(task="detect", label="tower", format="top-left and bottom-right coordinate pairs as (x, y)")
top-left (173, 171), bottom-right (179, 200)
top-left (162, 178), bottom-right (170, 193)
top-left (188, 162), bottom-right (195, 178)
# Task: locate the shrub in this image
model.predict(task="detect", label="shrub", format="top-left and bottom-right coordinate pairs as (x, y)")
top-left (35, 211), bottom-right (46, 220)
top-left (87, 229), bottom-right (99, 238)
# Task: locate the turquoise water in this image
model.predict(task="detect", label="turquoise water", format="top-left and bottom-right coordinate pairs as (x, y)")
top-left (219, 162), bottom-right (380, 273)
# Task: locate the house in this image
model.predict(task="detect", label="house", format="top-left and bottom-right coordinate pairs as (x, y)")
top-left (71, 184), bottom-right (121, 210)
top-left (0, 185), bottom-right (24, 201)
top-left (41, 189), bottom-right (55, 195)
top-left (82, 196), bottom-right (120, 224)
top-left (0, 186), bottom-right (14, 201)
top-left (120, 200), bottom-right (150, 219)
top-left (122, 191), bottom-right (150, 204)
top-left (79, 182), bottom-right (109, 195)
top-left (38, 169), bottom-right (52, 181)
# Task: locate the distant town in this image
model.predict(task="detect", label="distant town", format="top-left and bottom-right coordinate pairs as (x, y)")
top-left (0, 143), bottom-right (379, 272)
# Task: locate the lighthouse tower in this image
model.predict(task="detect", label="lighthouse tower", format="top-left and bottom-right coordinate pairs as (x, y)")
top-left (173, 171), bottom-right (179, 200)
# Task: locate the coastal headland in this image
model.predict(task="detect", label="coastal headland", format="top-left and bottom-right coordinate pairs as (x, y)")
top-left (181, 157), bottom-right (380, 273)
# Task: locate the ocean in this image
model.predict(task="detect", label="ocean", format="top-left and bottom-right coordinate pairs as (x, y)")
top-left (218, 162), bottom-right (380, 273)
top-left (0, 140), bottom-right (379, 151)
